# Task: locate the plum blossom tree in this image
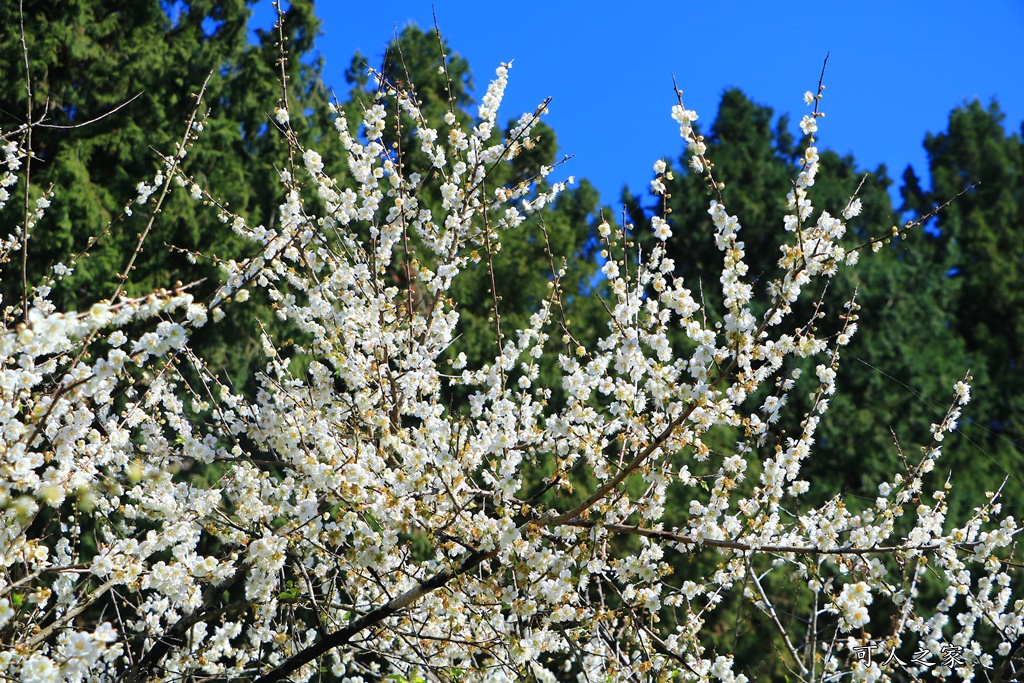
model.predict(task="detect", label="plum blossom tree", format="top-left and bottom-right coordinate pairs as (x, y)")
top-left (0, 20), bottom-right (1022, 683)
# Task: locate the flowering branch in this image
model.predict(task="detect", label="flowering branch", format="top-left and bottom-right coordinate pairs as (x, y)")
top-left (0, 26), bottom-right (1020, 683)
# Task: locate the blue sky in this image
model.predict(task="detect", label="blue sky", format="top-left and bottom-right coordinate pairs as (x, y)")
top-left (257, 1), bottom-right (1023, 213)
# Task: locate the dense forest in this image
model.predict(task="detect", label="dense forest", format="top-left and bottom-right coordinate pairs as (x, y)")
top-left (1, 1), bottom-right (1021, 680)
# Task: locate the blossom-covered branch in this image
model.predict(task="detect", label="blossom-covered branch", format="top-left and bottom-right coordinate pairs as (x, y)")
top-left (0, 21), bottom-right (1021, 683)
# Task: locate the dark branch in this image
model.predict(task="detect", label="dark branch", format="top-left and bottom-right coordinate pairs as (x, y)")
top-left (252, 545), bottom-right (496, 683)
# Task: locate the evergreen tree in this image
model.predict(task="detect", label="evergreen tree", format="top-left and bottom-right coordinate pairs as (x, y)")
top-left (0, 0), bottom-right (342, 386)
top-left (902, 100), bottom-right (1024, 513)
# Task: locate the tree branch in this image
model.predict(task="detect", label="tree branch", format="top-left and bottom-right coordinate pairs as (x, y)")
top-left (251, 546), bottom-right (497, 683)
top-left (123, 556), bottom-right (246, 683)
top-left (563, 519), bottom-right (983, 556)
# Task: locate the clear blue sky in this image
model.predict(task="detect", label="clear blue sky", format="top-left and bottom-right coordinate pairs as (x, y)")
top-left (257, 1), bottom-right (1023, 212)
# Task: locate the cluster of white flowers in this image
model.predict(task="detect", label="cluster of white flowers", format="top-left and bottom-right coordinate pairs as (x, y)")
top-left (476, 61), bottom-right (510, 141)
top-left (835, 581), bottom-right (874, 629)
top-left (0, 138), bottom-right (23, 210)
top-left (0, 58), bottom-right (1020, 683)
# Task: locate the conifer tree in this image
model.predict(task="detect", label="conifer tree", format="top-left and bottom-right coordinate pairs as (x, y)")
top-left (902, 100), bottom-right (1024, 512)
top-left (0, 0), bottom-right (339, 385)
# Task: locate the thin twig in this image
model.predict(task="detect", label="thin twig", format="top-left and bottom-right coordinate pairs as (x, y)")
top-left (851, 182), bottom-right (978, 253)
top-left (747, 557), bottom-right (809, 677)
top-left (19, 0), bottom-right (33, 321)
top-left (562, 518), bottom-right (990, 556)
top-left (111, 72), bottom-right (213, 301)
top-left (38, 92), bottom-right (144, 129)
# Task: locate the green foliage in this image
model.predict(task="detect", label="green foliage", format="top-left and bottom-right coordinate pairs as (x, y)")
top-left (902, 99), bottom-right (1024, 515)
top-left (0, 0), bottom-right (344, 389)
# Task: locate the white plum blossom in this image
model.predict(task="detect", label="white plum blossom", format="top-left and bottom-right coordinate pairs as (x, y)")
top-left (0, 50), bottom-right (1019, 683)
top-left (302, 148), bottom-right (323, 175)
top-left (651, 215), bottom-right (672, 241)
top-left (800, 114), bottom-right (818, 135)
